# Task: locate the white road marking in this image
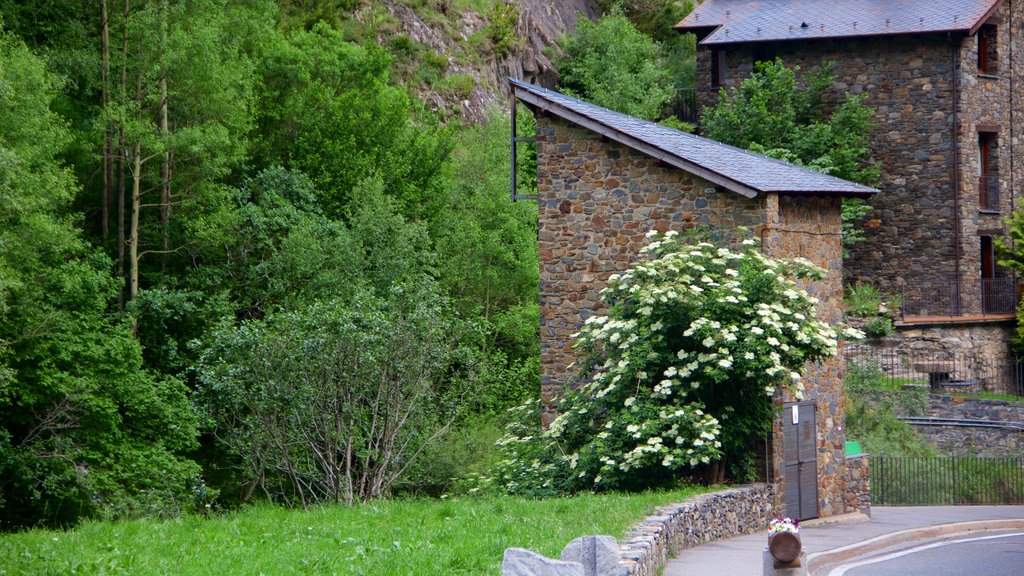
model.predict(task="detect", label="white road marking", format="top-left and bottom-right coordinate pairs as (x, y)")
top-left (826, 531), bottom-right (1024, 576)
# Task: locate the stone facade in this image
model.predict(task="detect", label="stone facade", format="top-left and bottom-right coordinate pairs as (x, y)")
top-left (618, 484), bottom-right (777, 576)
top-left (536, 113), bottom-right (768, 421)
top-left (842, 453), bottom-right (871, 516)
top-left (763, 195), bottom-right (849, 518)
top-left (534, 112), bottom-right (857, 519)
top-left (694, 0), bottom-right (1024, 315)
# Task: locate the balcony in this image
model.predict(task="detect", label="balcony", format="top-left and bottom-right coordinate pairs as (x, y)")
top-left (900, 277), bottom-right (1018, 323)
top-left (671, 88), bottom-right (699, 124)
top-left (979, 172), bottom-right (1001, 212)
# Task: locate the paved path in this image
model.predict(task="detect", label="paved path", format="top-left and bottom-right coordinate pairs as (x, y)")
top-left (663, 506), bottom-right (1024, 576)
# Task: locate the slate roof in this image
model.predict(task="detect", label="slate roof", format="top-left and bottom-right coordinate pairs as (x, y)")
top-left (675, 0), bottom-right (1002, 46)
top-left (509, 78), bottom-right (877, 198)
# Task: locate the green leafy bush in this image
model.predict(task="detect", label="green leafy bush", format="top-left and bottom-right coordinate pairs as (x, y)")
top-left (558, 7), bottom-right (673, 121)
top-left (493, 232), bottom-right (855, 495)
top-left (844, 282), bottom-right (884, 317)
top-left (195, 284), bottom-right (480, 506)
top-left (863, 316), bottom-right (894, 338)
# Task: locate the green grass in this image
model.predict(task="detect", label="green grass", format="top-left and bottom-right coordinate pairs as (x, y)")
top-left (0, 488), bottom-right (713, 575)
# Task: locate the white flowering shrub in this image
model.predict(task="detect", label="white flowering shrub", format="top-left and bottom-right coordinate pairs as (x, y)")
top-left (494, 231), bottom-right (856, 495)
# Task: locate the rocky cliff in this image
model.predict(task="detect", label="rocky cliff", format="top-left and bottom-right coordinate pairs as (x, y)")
top-left (355, 0), bottom-right (597, 122)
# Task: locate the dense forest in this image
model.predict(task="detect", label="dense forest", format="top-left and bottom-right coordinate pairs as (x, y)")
top-left (0, 0), bottom-right (702, 529)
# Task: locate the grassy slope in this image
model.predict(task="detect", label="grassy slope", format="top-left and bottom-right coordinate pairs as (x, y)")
top-left (0, 488), bottom-right (711, 575)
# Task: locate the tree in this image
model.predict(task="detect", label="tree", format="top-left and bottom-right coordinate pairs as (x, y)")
top-left (253, 24), bottom-right (450, 221)
top-left (195, 285), bottom-right (477, 506)
top-left (701, 59), bottom-right (879, 254)
top-left (493, 232), bottom-right (849, 494)
top-left (101, 0), bottom-right (266, 305)
top-left (558, 8), bottom-right (674, 121)
top-left (0, 28), bottom-right (201, 528)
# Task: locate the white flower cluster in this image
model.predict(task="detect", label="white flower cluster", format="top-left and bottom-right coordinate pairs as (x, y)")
top-left (495, 232), bottom-right (855, 495)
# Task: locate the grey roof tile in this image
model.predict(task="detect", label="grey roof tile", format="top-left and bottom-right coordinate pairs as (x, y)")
top-left (510, 79), bottom-right (877, 197)
top-left (676, 0), bottom-right (1000, 45)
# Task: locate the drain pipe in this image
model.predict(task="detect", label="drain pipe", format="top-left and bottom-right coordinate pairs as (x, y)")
top-left (950, 33), bottom-right (963, 314)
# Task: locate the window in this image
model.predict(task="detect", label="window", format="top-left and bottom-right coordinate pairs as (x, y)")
top-left (711, 49), bottom-right (727, 87)
top-left (978, 24), bottom-right (998, 75)
top-left (752, 45), bottom-right (776, 68)
top-left (978, 131), bottom-right (999, 211)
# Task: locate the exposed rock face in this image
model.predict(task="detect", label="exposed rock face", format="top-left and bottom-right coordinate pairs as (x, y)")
top-left (377, 0), bottom-right (597, 121)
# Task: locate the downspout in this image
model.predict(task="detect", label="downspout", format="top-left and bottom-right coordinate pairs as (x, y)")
top-left (951, 33), bottom-right (963, 314)
top-left (1010, 7), bottom-right (1015, 217)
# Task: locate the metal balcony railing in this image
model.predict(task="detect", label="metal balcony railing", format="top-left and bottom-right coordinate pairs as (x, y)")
top-left (900, 277), bottom-right (1018, 318)
top-left (979, 172), bottom-right (1001, 212)
top-left (671, 88), bottom-right (699, 124)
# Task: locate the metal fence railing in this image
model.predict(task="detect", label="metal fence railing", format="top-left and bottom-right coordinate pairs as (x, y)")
top-left (900, 277), bottom-right (1017, 317)
top-left (872, 455), bottom-right (1024, 505)
top-left (846, 346), bottom-right (1024, 397)
top-left (671, 88), bottom-right (699, 124)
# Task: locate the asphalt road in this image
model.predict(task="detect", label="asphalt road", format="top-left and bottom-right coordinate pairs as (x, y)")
top-left (828, 531), bottom-right (1024, 576)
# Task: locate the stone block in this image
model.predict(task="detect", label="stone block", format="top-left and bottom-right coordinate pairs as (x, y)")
top-left (763, 549), bottom-right (807, 576)
top-left (560, 535), bottom-right (624, 576)
top-left (503, 548), bottom-right (585, 576)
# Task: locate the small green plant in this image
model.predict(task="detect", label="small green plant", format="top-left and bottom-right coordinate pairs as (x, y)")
top-left (845, 282), bottom-right (884, 317)
top-left (486, 1), bottom-right (520, 58)
top-left (863, 315), bottom-right (894, 338)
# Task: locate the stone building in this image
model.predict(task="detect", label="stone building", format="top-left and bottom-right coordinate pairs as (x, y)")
top-left (677, 0), bottom-right (1024, 393)
top-left (511, 78), bottom-right (876, 519)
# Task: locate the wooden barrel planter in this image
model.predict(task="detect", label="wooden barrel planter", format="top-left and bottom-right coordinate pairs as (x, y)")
top-left (768, 531), bottom-right (802, 564)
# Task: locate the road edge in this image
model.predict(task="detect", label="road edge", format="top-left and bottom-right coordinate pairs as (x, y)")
top-left (806, 518), bottom-right (1024, 575)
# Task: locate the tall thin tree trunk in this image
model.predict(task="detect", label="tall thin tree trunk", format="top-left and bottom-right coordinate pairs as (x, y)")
top-left (129, 139), bottom-right (141, 308)
top-left (100, 0), bottom-right (111, 244)
top-left (116, 0), bottom-right (130, 310)
top-left (159, 0), bottom-right (171, 272)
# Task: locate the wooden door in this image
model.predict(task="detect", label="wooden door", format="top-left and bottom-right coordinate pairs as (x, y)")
top-left (783, 402), bottom-right (819, 521)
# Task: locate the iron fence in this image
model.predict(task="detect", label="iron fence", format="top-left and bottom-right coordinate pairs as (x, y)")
top-left (871, 455), bottom-right (1024, 505)
top-left (900, 277), bottom-right (1017, 317)
top-left (979, 172), bottom-right (1001, 212)
top-left (672, 88), bottom-right (699, 124)
top-left (846, 345), bottom-right (1024, 396)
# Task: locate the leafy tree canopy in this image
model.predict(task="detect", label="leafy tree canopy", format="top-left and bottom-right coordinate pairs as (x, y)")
top-left (0, 28), bottom-right (201, 529)
top-left (558, 8), bottom-right (674, 121)
top-left (701, 59), bottom-right (879, 254)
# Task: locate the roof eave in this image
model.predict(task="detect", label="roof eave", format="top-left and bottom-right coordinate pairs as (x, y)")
top-left (775, 189), bottom-right (878, 198)
top-left (510, 81), bottom-right (762, 199)
top-left (699, 28), bottom-right (973, 47)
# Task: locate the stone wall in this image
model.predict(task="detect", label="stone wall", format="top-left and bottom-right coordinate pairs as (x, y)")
top-left (694, 2), bottom-right (1024, 312)
top-left (618, 484), bottom-right (777, 576)
top-left (955, 0), bottom-right (1024, 305)
top-left (533, 114), bottom-right (852, 521)
top-left (843, 454), bottom-right (871, 516)
top-left (763, 195), bottom-right (848, 518)
top-left (911, 394), bottom-right (1024, 456)
top-left (848, 322), bottom-right (1017, 394)
top-left (535, 113), bottom-right (768, 423)
top-left (697, 34), bottom-right (959, 295)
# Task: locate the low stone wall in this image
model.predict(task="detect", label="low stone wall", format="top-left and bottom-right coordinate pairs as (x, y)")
top-left (617, 484), bottom-right (777, 576)
top-left (843, 454), bottom-right (871, 516)
top-left (849, 323), bottom-right (1017, 395)
top-left (909, 395), bottom-right (1024, 456)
